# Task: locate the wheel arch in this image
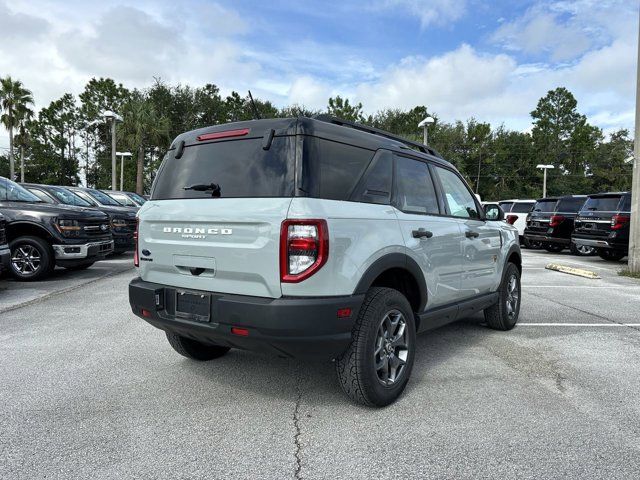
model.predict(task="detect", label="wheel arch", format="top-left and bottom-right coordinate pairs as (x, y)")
top-left (354, 253), bottom-right (428, 318)
top-left (6, 221), bottom-right (56, 243)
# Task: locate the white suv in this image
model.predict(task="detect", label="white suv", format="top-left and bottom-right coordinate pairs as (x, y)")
top-left (498, 199), bottom-right (536, 246)
top-left (129, 116), bottom-right (522, 406)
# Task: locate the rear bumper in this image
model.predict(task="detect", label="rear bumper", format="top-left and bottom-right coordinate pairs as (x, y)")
top-left (572, 234), bottom-right (627, 251)
top-left (0, 246), bottom-right (10, 271)
top-left (129, 277), bottom-right (364, 360)
top-left (523, 231), bottom-right (570, 245)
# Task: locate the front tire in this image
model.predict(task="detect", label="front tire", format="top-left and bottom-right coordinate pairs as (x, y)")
top-left (335, 287), bottom-right (416, 407)
top-left (165, 332), bottom-right (230, 360)
top-left (597, 249), bottom-right (626, 261)
top-left (9, 236), bottom-right (55, 281)
top-left (484, 263), bottom-right (521, 331)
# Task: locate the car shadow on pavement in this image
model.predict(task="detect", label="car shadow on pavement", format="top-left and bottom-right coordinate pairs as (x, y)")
top-left (178, 314), bottom-right (490, 408)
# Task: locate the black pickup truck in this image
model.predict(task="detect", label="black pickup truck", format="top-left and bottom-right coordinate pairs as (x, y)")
top-left (24, 183), bottom-right (137, 254)
top-left (0, 177), bottom-right (114, 281)
top-left (0, 212), bottom-right (9, 273)
top-left (572, 192), bottom-right (631, 261)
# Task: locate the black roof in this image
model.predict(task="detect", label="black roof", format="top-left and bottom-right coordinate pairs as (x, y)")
top-left (588, 191), bottom-right (631, 197)
top-left (169, 116), bottom-right (455, 170)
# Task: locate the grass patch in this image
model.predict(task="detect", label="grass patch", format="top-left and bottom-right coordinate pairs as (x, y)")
top-left (619, 268), bottom-right (640, 279)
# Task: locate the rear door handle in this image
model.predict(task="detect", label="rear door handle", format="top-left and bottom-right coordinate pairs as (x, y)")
top-left (465, 230), bottom-right (480, 239)
top-left (412, 228), bottom-right (433, 239)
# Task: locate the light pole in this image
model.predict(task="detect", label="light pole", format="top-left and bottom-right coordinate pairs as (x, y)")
top-left (101, 110), bottom-right (123, 191)
top-left (418, 116), bottom-right (435, 146)
top-left (536, 164), bottom-right (554, 198)
top-left (117, 152), bottom-right (133, 191)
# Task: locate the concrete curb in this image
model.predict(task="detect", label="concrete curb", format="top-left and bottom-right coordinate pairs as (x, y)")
top-left (545, 263), bottom-right (600, 279)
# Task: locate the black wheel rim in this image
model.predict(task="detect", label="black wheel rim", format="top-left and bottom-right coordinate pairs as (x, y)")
top-left (505, 274), bottom-right (519, 320)
top-left (374, 309), bottom-right (409, 386)
top-left (11, 244), bottom-right (42, 275)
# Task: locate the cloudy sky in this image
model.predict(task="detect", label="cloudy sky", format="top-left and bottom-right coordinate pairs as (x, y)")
top-left (0, 0), bottom-right (637, 150)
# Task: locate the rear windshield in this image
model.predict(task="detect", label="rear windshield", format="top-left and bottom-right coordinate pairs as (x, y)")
top-left (582, 196), bottom-right (622, 212)
top-left (556, 197), bottom-right (586, 213)
top-left (511, 202), bottom-right (534, 213)
top-left (499, 202), bottom-right (513, 212)
top-left (153, 137), bottom-right (295, 200)
top-left (533, 200), bottom-right (557, 212)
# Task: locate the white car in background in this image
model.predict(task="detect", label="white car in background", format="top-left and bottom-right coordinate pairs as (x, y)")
top-left (498, 199), bottom-right (538, 247)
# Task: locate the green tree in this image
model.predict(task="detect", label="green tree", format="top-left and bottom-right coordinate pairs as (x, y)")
top-left (327, 95), bottom-right (364, 122)
top-left (120, 92), bottom-right (171, 194)
top-left (0, 76), bottom-right (34, 180)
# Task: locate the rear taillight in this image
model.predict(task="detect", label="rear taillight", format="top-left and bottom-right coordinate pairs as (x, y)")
top-left (280, 219), bottom-right (328, 283)
top-left (549, 215), bottom-right (565, 227)
top-left (611, 214), bottom-right (630, 230)
top-left (134, 217), bottom-right (139, 267)
top-left (506, 215), bottom-right (518, 225)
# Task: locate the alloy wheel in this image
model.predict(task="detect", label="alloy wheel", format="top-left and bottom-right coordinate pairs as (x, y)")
top-left (505, 274), bottom-right (520, 320)
top-left (374, 309), bottom-right (409, 386)
top-left (11, 245), bottom-right (42, 274)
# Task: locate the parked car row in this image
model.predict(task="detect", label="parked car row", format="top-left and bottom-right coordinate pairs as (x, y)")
top-left (497, 192), bottom-right (632, 262)
top-left (0, 176), bottom-right (140, 281)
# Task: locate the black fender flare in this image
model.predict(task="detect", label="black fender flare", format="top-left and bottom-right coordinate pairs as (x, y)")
top-left (353, 252), bottom-right (428, 312)
top-left (6, 220), bottom-right (56, 242)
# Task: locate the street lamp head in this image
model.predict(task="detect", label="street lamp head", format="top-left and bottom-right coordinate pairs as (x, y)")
top-left (102, 110), bottom-right (123, 122)
top-left (418, 116), bottom-right (435, 128)
top-left (536, 164), bottom-right (555, 169)
top-left (116, 151), bottom-right (133, 157)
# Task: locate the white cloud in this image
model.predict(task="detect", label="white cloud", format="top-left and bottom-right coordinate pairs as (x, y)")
top-left (380, 0), bottom-right (467, 28)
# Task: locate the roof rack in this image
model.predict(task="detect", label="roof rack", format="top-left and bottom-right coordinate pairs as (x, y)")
top-left (313, 115), bottom-right (442, 158)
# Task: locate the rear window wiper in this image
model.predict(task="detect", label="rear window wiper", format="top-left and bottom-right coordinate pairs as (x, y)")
top-left (183, 182), bottom-right (221, 197)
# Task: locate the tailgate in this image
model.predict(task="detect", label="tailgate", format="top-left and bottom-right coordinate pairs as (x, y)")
top-left (138, 198), bottom-right (292, 298)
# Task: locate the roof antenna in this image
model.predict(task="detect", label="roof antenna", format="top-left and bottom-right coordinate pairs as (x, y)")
top-left (248, 90), bottom-right (262, 119)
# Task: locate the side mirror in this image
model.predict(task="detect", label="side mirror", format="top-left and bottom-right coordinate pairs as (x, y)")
top-left (484, 203), bottom-right (505, 221)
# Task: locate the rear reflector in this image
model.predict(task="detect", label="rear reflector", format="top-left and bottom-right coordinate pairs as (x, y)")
top-left (231, 327), bottom-right (249, 337)
top-left (141, 309), bottom-right (152, 318)
top-left (337, 308), bottom-right (352, 318)
top-left (196, 128), bottom-right (250, 142)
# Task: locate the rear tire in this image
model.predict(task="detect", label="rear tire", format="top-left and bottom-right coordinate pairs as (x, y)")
top-left (9, 236), bottom-right (55, 281)
top-left (544, 243), bottom-right (564, 253)
top-left (597, 249), bottom-right (626, 262)
top-left (570, 243), bottom-right (595, 256)
top-left (523, 237), bottom-right (542, 249)
top-left (165, 332), bottom-right (230, 361)
top-left (335, 287), bottom-right (416, 407)
top-left (484, 263), bottom-right (521, 331)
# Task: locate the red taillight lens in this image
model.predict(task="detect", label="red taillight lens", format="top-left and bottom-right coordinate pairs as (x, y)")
top-left (134, 217), bottom-right (139, 267)
top-left (280, 219), bottom-right (328, 283)
top-left (549, 215), bottom-right (565, 227)
top-left (611, 214), bottom-right (630, 230)
top-left (231, 327), bottom-right (249, 337)
top-left (196, 128), bottom-right (250, 142)
top-left (506, 215), bottom-right (518, 225)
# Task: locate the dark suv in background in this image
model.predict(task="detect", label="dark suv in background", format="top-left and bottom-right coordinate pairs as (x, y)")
top-left (1, 177), bottom-right (113, 281)
top-left (524, 195), bottom-right (591, 255)
top-left (572, 192), bottom-right (631, 261)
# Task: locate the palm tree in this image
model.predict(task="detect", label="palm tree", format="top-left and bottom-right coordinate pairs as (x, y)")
top-left (15, 105), bottom-right (34, 182)
top-left (120, 95), bottom-right (170, 194)
top-left (0, 77), bottom-right (34, 180)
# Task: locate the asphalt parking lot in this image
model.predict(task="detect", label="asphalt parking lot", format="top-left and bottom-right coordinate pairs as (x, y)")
top-left (1, 250), bottom-right (639, 479)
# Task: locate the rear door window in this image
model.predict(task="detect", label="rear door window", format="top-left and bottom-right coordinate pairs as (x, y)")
top-left (153, 137), bottom-right (295, 200)
top-left (393, 156), bottom-right (439, 214)
top-left (582, 196), bottom-right (622, 212)
top-left (350, 151), bottom-right (392, 205)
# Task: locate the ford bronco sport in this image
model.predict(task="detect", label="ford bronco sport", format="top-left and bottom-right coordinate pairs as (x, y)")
top-left (129, 116), bottom-right (522, 406)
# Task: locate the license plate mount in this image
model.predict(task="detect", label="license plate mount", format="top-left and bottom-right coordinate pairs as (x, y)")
top-left (175, 291), bottom-right (211, 322)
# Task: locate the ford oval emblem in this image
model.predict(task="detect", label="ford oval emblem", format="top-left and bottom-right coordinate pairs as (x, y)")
top-left (141, 249), bottom-right (151, 256)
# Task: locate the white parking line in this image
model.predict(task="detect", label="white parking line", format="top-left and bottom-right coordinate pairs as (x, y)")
top-left (519, 323), bottom-right (640, 327)
top-left (522, 285), bottom-right (638, 288)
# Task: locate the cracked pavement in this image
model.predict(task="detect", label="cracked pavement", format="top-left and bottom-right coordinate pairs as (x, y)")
top-left (1, 250), bottom-right (640, 479)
